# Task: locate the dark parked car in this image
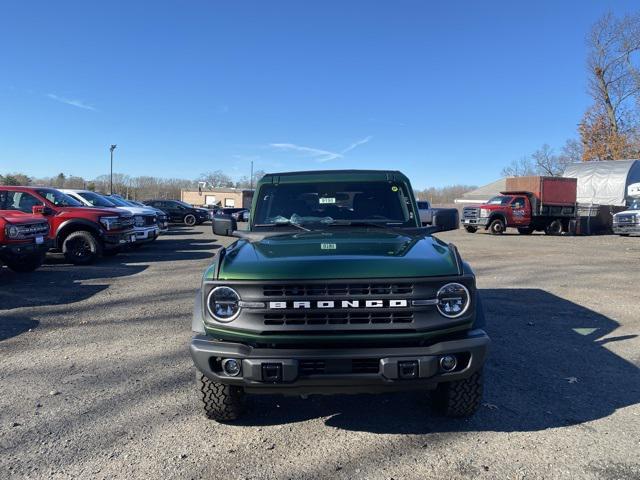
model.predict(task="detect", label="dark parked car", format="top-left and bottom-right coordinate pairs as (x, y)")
top-left (143, 200), bottom-right (208, 226)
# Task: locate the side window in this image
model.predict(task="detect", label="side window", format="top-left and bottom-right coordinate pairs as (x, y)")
top-left (512, 197), bottom-right (525, 209)
top-left (2, 191), bottom-right (42, 213)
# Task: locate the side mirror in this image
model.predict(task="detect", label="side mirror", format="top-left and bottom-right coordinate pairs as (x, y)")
top-left (431, 208), bottom-right (459, 232)
top-left (32, 205), bottom-right (53, 215)
top-left (212, 214), bottom-right (237, 236)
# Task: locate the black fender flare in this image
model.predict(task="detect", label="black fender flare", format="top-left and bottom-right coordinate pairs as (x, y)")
top-left (487, 213), bottom-right (507, 227)
top-left (55, 219), bottom-right (103, 248)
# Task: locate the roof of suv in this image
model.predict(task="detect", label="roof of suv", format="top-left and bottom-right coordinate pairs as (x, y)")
top-left (258, 170), bottom-right (411, 185)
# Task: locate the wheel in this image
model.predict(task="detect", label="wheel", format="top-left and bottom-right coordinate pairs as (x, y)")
top-left (198, 372), bottom-right (245, 421)
top-left (488, 218), bottom-right (505, 235)
top-left (433, 369), bottom-right (484, 418)
top-left (62, 231), bottom-right (102, 265)
top-left (464, 226), bottom-right (477, 233)
top-left (517, 227), bottom-right (533, 235)
top-left (184, 214), bottom-right (197, 226)
top-left (545, 219), bottom-right (563, 235)
top-left (4, 253), bottom-right (45, 273)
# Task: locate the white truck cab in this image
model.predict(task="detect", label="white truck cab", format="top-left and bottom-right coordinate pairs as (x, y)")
top-left (613, 183), bottom-right (640, 236)
top-left (61, 189), bottom-right (161, 244)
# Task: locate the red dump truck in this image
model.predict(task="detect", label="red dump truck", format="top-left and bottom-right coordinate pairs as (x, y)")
top-left (462, 176), bottom-right (577, 235)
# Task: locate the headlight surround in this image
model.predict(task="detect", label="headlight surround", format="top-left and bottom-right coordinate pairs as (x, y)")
top-left (206, 286), bottom-right (241, 322)
top-left (5, 224), bottom-right (20, 239)
top-left (99, 216), bottom-right (121, 230)
top-left (479, 208), bottom-right (491, 218)
top-left (436, 283), bottom-right (471, 319)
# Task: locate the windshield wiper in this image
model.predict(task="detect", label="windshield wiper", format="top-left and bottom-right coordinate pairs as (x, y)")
top-left (254, 221), bottom-right (311, 232)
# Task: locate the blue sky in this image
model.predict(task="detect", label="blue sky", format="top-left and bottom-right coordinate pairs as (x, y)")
top-left (1, 0), bottom-right (638, 189)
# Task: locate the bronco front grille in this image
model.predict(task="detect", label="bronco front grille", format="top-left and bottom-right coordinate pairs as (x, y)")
top-left (263, 283), bottom-right (414, 297)
top-left (263, 311), bottom-right (414, 326)
top-left (12, 222), bottom-right (49, 239)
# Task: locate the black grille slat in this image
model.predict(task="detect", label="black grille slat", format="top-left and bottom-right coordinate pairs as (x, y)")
top-left (299, 358), bottom-right (379, 376)
top-left (262, 311), bottom-right (414, 326)
top-left (263, 283), bottom-right (414, 297)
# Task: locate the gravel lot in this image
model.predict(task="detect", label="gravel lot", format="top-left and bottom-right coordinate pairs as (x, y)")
top-left (1, 225), bottom-right (639, 479)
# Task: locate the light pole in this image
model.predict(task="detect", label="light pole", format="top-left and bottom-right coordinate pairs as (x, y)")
top-left (109, 144), bottom-right (117, 194)
top-left (250, 160), bottom-right (254, 190)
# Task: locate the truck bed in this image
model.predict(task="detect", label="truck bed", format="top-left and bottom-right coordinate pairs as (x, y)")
top-left (505, 176), bottom-right (576, 206)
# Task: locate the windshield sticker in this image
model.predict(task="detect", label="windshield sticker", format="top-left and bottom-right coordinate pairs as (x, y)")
top-left (319, 197), bottom-right (336, 204)
top-left (321, 243), bottom-right (336, 250)
top-left (391, 186), bottom-right (399, 192)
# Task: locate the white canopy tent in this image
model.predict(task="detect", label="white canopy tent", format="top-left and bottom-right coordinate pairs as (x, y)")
top-left (563, 160), bottom-right (640, 206)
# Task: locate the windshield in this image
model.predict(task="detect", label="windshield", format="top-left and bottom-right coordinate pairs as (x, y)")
top-left (77, 191), bottom-right (116, 208)
top-left (36, 188), bottom-right (82, 207)
top-left (253, 181), bottom-right (416, 228)
top-left (175, 200), bottom-right (194, 208)
top-left (629, 199), bottom-right (640, 210)
top-left (105, 196), bottom-right (131, 207)
top-left (486, 195), bottom-right (512, 205)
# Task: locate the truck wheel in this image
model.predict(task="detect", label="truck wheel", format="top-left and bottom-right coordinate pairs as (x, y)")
top-left (4, 253), bottom-right (45, 273)
top-left (545, 220), bottom-right (563, 236)
top-left (464, 226), bottom-right (477, 233)
top-left (488, 219), bottom-right (505, 235)
top-left (62, 231), bottom-right (102, 265)
top-left (433, 369), bottom-right (484, 418)
top-left (517, 227), bottom-right (533, 235)
top-left (184, 214), bottom-right (197, 226)
top-left (198, 372), bottom-right (245, 421)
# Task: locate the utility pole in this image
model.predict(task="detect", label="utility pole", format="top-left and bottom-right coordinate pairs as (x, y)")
top-left (109, 144), bottom-right (117, 194)
top-left (250, 160), bottom-right (254, 190)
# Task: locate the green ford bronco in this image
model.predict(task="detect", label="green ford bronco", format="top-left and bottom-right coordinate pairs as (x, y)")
top-left (191, 170), bottom-right (489, 421)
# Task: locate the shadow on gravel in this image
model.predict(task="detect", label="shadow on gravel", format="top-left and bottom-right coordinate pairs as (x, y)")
top-left (237, 288), bottom-right (639, 434)
top-left (0, 315), bottom-right (39, 341)
top-left (0, 234), bottom-right (220, 312)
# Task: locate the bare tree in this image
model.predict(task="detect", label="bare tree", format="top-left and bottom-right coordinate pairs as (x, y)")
top-left (582, 12), bottom-right (640, 160)
top-left (531, 144), bottom-right (574, 176)
top-left (501, 156), bottom-right (536, 177)
top-left (199, 170), bottom-right (234, 188)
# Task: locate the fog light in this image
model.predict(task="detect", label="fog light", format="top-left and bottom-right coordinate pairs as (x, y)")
top-left (439, 355), bottom-right (457, 372)
top-left (222, 358), bottom-right (241, 377)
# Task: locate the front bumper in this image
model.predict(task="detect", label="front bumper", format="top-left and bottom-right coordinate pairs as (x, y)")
top-left (613, 223), bottom-right (640, 234)
top-left (103, 229), bottom-right (137, 250)
top-left (461, 217), bottom-right (489, 227)
top-left (133, 226), bottom-right (160, 243)
top-left (0, 239), bottom-right (52, 259)
top-left (190, 329), bottom-right (489, 395)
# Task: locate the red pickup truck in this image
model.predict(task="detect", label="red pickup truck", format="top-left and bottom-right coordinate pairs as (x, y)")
top-left (0, 186), bottom-right (136, 265)
top-left (462, 176), bottom-right (577, 235)
top-left (0, 212), bottom-right (51, 272)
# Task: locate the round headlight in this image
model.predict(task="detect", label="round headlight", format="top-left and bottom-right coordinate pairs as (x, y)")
top-left (207, 286), bottom-right (241, 322)
top-left (6, 225), bottom-right (20, 238)
top-left (436, 283), bottom-right (470, 318)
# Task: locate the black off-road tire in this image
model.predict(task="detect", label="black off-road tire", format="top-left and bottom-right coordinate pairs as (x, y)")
top-left (464, 226), bottom-right (477, 233)
top-left (184, 214), bottom-right (197, 226)
top-left (488, 218), bottom-right (505, 235)
top-left (517, 227), bottom-right (533, 235)
top-left (4, 253), bottom-right (45, 273)
top-left (198, 372), bottom-right (245, 422)
top-left (62, 231), bottom-right (102, 265)
top-left (545, 219), bottom-right (563, 236)
top-left (433, 369), bottom-right (484, 418)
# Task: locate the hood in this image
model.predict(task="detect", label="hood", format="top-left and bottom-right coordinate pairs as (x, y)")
top-left (0, 212), bottom-right (48, 224)
top-left (112, 206), bottom-right (157, 216)
top-left (56, 206), bottom-right (128, 216)
top-left (216, 231), bottom-right (459, 280)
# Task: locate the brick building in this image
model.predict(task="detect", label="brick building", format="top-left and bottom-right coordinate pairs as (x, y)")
top-left (181, 188), bottom-right (254, 208)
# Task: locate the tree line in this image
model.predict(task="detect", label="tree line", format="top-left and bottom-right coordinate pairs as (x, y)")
top-left (0, 170), bottom-right (267, 201)
top-left (504, 11), bottom-right (640, 177)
